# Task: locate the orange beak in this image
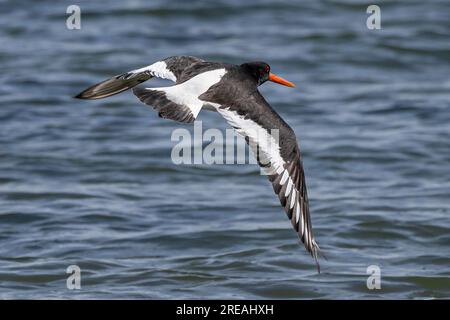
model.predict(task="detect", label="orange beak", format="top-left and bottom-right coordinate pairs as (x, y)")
top-left (269, 73), bottom-right (295, 88)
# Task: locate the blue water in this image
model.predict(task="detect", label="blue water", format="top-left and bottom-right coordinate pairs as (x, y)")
top-left (0, 0), bottom-right (449, 299)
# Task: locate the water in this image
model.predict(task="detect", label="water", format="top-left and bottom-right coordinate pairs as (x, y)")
top-left (0, 0), bottom-right (449, 299)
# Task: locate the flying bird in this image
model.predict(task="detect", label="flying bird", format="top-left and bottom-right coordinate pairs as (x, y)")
top-left (75, 56), bottom-right (321, 271)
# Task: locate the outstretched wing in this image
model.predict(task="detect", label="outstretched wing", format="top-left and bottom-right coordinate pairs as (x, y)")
top-left (133, 67), bottom-right (226, 123)
top-left (74, 56), bottom-right (204, 99)
top-left (74, 56), bottom-right (228, 124)
top-left (213, 91), bottom-right (321, 270)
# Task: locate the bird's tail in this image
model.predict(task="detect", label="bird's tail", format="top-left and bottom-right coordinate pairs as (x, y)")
top-left (74, 70), bottom-right (152, 100)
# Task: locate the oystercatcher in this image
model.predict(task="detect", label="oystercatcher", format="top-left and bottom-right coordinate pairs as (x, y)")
top-left (75, 56), bottom-right (321, 271)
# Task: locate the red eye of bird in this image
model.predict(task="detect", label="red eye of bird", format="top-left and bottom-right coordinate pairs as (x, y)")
top-left (265, 65), bottom-right (270, 72)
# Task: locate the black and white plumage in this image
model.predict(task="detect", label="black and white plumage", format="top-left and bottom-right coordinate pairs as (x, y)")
top-left (75, 56), bottom-right (322, 271)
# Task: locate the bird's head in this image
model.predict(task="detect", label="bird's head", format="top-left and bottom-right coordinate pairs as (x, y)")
top-left (241, 62), bottom-right (295, 88)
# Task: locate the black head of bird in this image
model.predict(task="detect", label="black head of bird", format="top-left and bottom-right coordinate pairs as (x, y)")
top-left (241, 62), bottom-right (295, 88)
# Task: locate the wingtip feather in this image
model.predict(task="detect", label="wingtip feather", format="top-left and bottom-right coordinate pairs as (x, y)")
top-left (310, 239), bottom-right (325, 273)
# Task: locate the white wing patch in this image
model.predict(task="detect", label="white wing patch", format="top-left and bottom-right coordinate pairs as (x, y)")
top-left (131, 61), bottom-right (177, 82)
top-left (216, 106), bottom-right (285, 170)
top-left (146, 69), bottom-right (226, 119)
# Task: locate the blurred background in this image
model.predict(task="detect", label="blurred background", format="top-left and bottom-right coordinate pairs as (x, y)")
top-left (0, 0), bottom-right (449, 298)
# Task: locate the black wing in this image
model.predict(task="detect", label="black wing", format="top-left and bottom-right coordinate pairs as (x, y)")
top-left (74, 56), bottom-right (204, 99)
top-left (211, 90), bottom-right (321, 270)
